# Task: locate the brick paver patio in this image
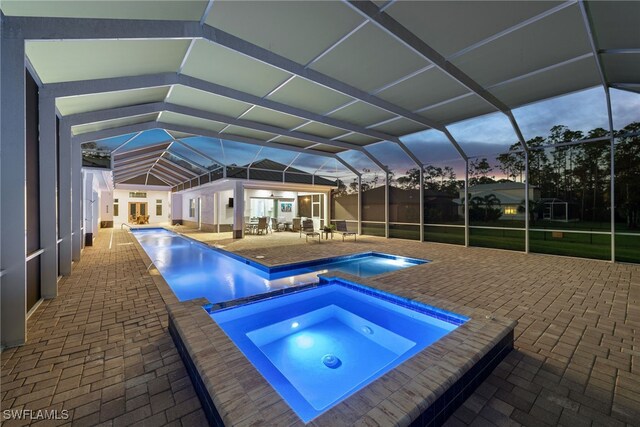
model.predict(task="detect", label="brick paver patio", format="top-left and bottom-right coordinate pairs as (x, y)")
top-left (1, 228), bottom-right (638, 426)
top-left (1, 230), bottom-right (206, 426)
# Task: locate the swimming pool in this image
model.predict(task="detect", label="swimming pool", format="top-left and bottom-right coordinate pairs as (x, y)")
top-left (131, 228), bottom-right (427, 304)
top-left (209, 279), bottom-right (468, 422)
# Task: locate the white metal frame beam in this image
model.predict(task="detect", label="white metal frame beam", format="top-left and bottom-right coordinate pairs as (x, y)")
top-left (149, 168), bottom-right (182, 185)
top-left (154, 161), bottom-right (195, 181)
top-left (344, 0), bottom-right (529, 247)
top-left (21, 12), bottom-right (451, 169)
top-left (66, 101), bottom-right (391, 173)
top-left (73, 121), bottom-right (360, 178)
top-left (147, 172), bottom-right (173, 187)
top-left (345, 0), bottom-right (532, 147)
top-left (578, 0), bottom-right (617, 262)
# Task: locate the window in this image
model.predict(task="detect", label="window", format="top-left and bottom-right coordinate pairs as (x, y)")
top-left (504, 206), bottom-right (518, 215)
top-left (156, 199), bottom-right (162, 216)
top-left (189, 199), bottom-right (196, 217)
top-left (312, 194), bottom-right (321, 219)
top-left (129, 191), bottom-right (147, 198)
top-left (113, 198), bottom-right (119, 216)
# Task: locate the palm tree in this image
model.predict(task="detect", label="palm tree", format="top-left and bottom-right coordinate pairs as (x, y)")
top-left (470, 194), bottom-right (502, 221)
top-left (518, 199), bottom-right (543, 224)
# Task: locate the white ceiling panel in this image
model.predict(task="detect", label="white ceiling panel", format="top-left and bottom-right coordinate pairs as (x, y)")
top-left (296, 122), bottom-right (346, 139)
top-left (166, 85), bottom-right (251, 118)
top-left (270, 136), bottom-right (315, 149)
top-left (370, 118), bottom-right (429, 137)
top-left (71, 113), bottom-right (158, 136)
top-left (26, 39), bottom-right (190, 84)
top-left (377, 67), bottom-right (470, 112)
top-left (222, 125), bottom-right (277, 142)
top-left (206, 1), bottom-right (363, 65)
top-left (309, 23), bottom-right (429, 93)
top-left (489, 56), bottom-right (601, 108)
top-left (327, 101), bottom-right (396, 127)
top-left (419, 95), bottom-right (495, 125)
top-left (267, 76), bottom-right (353, 115)
top-left (1, 0), bottom-right (207, 20)
top-left (181, 40), bottom-right (292, 97)
top-left (158, 111), bottom-right (227, 133)
top-left (588, 1), bottom-right (640, 50)
top-left (241, 106), bottom-right (307, 130)
top-left (385, 1), bottom-right (563, 57)
top-left (57, 86), bottom-right (170, 116)
top-left (335, 133), bottom-right (382, 147)
top-left (450, 4), bottom-right (591, 87)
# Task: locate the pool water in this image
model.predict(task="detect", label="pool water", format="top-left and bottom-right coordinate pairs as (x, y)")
top-left (210, 280), bottom-right (468, 422)
top-left (131, 228), bottom-right (426, 304)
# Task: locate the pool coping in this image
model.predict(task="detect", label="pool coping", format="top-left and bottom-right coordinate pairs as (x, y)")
top-left (129, 228), bottom-right (517, 426)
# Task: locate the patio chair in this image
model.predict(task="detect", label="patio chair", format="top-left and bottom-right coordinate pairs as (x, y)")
top-left (301, 219), bottom-right (320, 243)
top-left (292, 218), bottom-right (301, 232)
top-left (271, 218), bottom-right (283, 232)
top-left (336, 220), bottom-right (356, 242)
top-left (256, 217), bottom-right (268, 235)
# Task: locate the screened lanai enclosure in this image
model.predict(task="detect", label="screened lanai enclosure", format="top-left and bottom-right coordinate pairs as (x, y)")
top-left (1, 1), bottom-right (639, 346)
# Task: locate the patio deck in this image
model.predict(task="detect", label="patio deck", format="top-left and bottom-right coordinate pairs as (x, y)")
top-left (1, 228), bottom-right (638, 426)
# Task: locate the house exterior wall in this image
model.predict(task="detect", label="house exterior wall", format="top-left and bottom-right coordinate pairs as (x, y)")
top-left (244, 189), bottom-right (299, 222)
top-left (173, 179), bottom-right (333, 234)
top-left (100, 190), bottom-right (114, 227)
top-left (178, 180), bottom-right (235, 231)
top-left (82, 172), bottom-right (102, 244)
top-left (112, 186), bottom-right (171, 226)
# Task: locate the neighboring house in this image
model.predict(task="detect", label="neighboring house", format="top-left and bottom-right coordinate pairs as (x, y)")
top-left (455, 182), bottom-right (540, 221)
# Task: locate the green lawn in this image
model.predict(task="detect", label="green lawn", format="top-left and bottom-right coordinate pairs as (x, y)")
top-left (470, 228), bottom-right (526, 251)
top-left (360, 223), bottom-right (640, 263)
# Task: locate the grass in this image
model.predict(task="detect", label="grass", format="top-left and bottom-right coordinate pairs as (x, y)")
top-left (470, 228), bottom-right (526, 252)
top-left (360, 224), bottom-right (640, 263)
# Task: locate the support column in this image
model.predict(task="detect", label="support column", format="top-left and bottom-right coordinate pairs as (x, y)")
top-left (605, 87), bottom-right (616, 262)
top-left (232, 180), bottom-right (244, 239)
top-left (324, 192), bottom-right (330, 227)
top-left (1, 30), bottom-right (27, 347)
top-left (385, 172), bottom-right (389, 238)
top-left (84, 173), bottom-right (95, 246)
top-left (38, 96), bottom-right (58, 298)
top-left (524, 151), bottom-right (530, 253)
top-left (357, 176), bottom-right (362, 235)
top-left (72, 138), bottom-right (82, 261)
top-left (171, 192), bottom-right (182, 225)
top-left (58, 122), bottom-right (72, 275)
top-left (419, 166), bottom-right (424, 242)
top-left (464, 159), bottom-right (469, 247)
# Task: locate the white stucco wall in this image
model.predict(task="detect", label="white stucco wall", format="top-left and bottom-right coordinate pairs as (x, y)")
top-left (82, 172), bottom-right (101, 238)
top-left (172, 179), bottom-right (334, 233)
top-left (100, 190), bottom-right (114, 223)
top-left (112, 185), bottom-right (171, 225)
top-left (178, 182), bottom-right (234, 230)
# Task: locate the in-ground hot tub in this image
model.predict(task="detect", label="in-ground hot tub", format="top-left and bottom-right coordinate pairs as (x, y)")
top-left (209, 280), bottom-right (468, 422)
top-left (168, 275), bottom-right (515, 426)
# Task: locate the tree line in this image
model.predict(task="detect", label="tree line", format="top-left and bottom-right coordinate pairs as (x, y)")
top-left (334, 122), bottom-right (639, 228)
